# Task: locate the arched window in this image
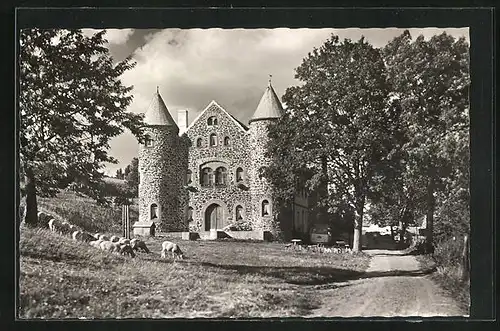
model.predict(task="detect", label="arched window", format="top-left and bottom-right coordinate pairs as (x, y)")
top-left (208, 116), bottom-right (218, 126)
top-left (215, 167), bottom-right (227, 186)
top-left (196, 138), bottom-right (202, 147)
top-left (224, 136), bottom-right (230, 146)
top-left (201, 168), bottom-right (213, 187)
top-left (236, 167), bottom-right (244, 182)
top-left (262, 200), bottom-right (270, 216)
top-left (150, 203), bottom-right (158, 220)
top-left (235, 205), bottom-right (243, 221)
top-left (186, 170), bottom-right (192, 185)
top-left (187, 207), bottom-right (194, 222)
top-left (144, 135), bottom-right (153, 147)
top-left (209, 133), bottom-right (217, 147)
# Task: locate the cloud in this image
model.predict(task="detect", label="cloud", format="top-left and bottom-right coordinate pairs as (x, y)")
top-left (104, 27), bottom-right (469, 174)
top-left (81, 28), bottom-right (135, 45)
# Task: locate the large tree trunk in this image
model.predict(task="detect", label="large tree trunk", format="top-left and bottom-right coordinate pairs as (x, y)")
top-left (425, 177), bottom-right (435, 253)
top-left (23, 164), bottom-right (38, 227)
top-left (352, 199), bottom-right (364, 252)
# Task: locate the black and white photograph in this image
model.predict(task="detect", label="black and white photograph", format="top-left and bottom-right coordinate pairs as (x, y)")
top-left (15, 8), bottom-right (488, 320)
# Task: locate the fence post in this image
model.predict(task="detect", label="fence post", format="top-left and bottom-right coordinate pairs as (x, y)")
top-left (462, 234), bottom-right (470, 281)
top-left (122, 202), bottom-right (130, 239)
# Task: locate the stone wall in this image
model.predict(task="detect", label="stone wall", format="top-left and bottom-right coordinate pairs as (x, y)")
top-left (182, 102), bottom-right (252, 231)
top-left (248, 119), bottom-right (283, 239)
top-left (138, 125), bottom-right (186, 232)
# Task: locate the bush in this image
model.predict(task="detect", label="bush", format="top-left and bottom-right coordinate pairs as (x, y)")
top-left (433, 237), bottom-right (465, 269)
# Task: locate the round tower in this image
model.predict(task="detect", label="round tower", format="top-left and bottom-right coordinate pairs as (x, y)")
top-left (138, 88), bottom-right (183, 232)
top-left (248, 77), bottom-right (285, 240)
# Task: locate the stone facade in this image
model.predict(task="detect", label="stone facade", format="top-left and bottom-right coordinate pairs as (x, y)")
top-left (139, 83), bottom-right (311, 241)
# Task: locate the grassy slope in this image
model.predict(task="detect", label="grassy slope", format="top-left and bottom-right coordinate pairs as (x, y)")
top-left (416, 254), bottom-right (470, 314)
top-left (37, 190), bottom-right (139, 234)
top-left (19, 226), bottom-right (371, 319)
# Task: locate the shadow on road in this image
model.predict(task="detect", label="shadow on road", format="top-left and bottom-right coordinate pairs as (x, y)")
top-left (190, 261), bottom-right (437, 286)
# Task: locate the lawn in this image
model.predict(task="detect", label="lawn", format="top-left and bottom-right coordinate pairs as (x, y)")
top-left (35, 190), bottom-right (139, 234)
top-left (18, 226), bottom-right (371, 319)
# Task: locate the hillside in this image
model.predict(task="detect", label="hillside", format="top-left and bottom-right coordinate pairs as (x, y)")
top-left (36, 190), bottom-right (139, 234)
top-left (18, 226), bottom-right (371, 318)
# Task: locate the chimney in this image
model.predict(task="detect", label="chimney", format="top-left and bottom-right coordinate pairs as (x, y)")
top-left (177, 109), bottom-right (188, 135)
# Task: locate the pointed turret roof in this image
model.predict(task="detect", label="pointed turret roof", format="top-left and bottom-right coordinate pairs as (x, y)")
top-left (143, 87), bottom-right (178, 128)
top-left (249, 76), bottom-right (284, 124)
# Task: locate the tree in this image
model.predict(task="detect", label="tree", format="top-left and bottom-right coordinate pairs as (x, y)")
top-left (382, 31), bottom-right (470, 251)
top-left (124, 157), bottom-right (139, 197)
top-left (115, 168), bottom-right (124, 179)
top-left (265, 35), bottom-right (394, 251)
top-left (19, 29), bottom-right (145, 227)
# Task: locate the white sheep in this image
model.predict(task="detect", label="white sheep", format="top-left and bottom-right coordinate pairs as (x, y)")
top-left (118, 238), bottom-right (130, 245)
top-left (72, 230), bottom-right (82, 241)
top-left (89, 239), bottom-right (103, 248)
top-left (99, 240), bottom-right (118, 252)
top-left (110, 235), bottom-right (120, 243)
top-left (48, 218), bottom-right (59, 232)
top-left (98, 234), bottom-right (110, 241)
top-left (130, 238), bottom-right (150, 253)
top-left (161, 241), bottom-right (184, 260)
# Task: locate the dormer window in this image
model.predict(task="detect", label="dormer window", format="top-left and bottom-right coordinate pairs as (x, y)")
top-left (207, 116), bottom-right (218, 126)
top-left (209, 133), bottom-right (217, 147)
top-left (144, 135), bottom-right (153, 147)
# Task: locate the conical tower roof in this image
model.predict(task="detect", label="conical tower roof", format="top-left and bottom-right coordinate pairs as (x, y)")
top-left (249, 77), bottom-right (284, 124)
top-left (143, 87), bottom-right (178, 128)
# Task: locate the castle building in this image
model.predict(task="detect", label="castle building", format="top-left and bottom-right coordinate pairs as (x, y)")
top-left (138, 80), bottom-right (311, 241)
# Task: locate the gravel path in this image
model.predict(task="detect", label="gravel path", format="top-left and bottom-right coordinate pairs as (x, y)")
top-left (307, 250), bottom-right (466, 317)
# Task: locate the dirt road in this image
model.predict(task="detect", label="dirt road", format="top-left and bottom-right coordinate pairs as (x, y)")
top-left (307, 250), bottom-right (466, 317)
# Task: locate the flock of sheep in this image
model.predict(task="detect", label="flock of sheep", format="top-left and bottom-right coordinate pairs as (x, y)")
top-left (38, 211), bottom-right (184, 260)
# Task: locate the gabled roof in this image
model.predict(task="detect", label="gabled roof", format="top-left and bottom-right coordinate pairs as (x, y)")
top-left (143, 89), bottom-right (178, 128)
top-left (185, 100), bottom-right (248, 134)
top-left (249, 79), bottom-right (284, 123)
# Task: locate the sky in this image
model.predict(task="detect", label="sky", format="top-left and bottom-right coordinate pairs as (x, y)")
top-left (81, 28), bottom-right (470, 176)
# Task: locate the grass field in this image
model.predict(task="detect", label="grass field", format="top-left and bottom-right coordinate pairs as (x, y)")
top-left (35, 190), bottom-right (139, 234)
top-left (19, 226), bottom-right (371, 319)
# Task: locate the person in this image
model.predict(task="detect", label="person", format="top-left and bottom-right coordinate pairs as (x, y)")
top-left (151, 222), bottom-right (156, 237)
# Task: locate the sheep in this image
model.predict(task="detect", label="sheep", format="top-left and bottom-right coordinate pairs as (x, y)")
top-left (72, 230), bottom-right (82, 241)
top-left (119, 244), bottom-right (135, 258)
top-left (98, 234), bottom-right (110, 241)
top-left (48, 218), bottom-right (59, 232)
top-left (161, 241), bottom-right (184, 260)
top-left (59, 221), bottom-right (73, 235)
top-left (99, 240), bottom-right (118, 253)
top-left (118, 238), bottom-right (130, 245)
top-left (37, 212), bottom-right (48, 224)
top-left (110, 235), bottom-right (120, 243)
top-left (130, 238), bottom-right (150, 253)
top-left (89, 239), bottom-right (103, 248)
top-left (80, 232), bottom-right (96, 243)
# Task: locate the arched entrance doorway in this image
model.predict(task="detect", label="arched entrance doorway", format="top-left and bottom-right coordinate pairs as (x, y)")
top-left (205, 203), bottom-right (224, 230)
